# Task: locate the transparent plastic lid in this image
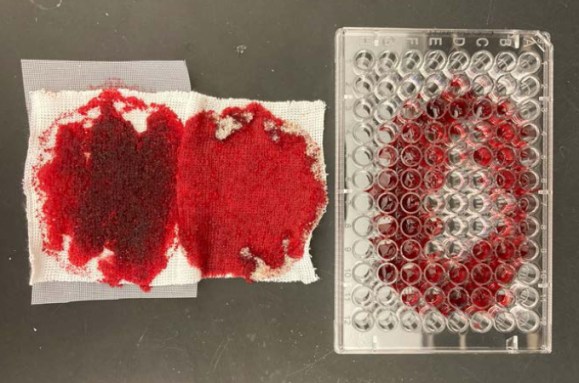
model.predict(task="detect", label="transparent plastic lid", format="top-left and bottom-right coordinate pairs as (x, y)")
top-left (335, 28), bottom-right (553, 353)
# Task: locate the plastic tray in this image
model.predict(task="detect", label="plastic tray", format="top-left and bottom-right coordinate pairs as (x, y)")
top-left (335, 28), bottom-right (553, 353)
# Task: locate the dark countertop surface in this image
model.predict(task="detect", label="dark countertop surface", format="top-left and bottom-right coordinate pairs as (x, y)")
top-left (1, 1), bottom-right (577, 382)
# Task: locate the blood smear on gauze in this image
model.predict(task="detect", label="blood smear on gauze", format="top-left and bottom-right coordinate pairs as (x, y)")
top-left (177, 103), bottom-right (328, 281)
top-left (36, 89), bottom-right (182, 291)
top-left (33, 90), bottom-right (328, 289)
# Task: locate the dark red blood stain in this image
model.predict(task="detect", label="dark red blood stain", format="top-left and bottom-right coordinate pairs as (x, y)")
top-left (423, 216), bottom-right (443, 237)
top-left (378, 263), bottom-right (398, 284)
top-left (401, 123), bottom-right (422, 143)
top-left (377, 169), bottom-right (398, 190)
top-left (400, 146), bottom-right (422, 167)
top-left (448, 287), bottom-right (469, 309)
top-left (37, 89), bottom-right (183, 290)
top-left (177, 103), bottom-right (327, 279)
top-left (472, 98), bottom-right (494, 120)
top-left (377, 192), bottom-right (397, 214)
top-left (369, 75), bottom-right (539, 316)
top-left (401, 239), bottom-right (421, 260)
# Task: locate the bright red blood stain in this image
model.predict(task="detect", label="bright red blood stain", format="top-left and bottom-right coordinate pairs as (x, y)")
top-left (497, 122), bottom-right (516, 142)
top-left (473, 146), bottom-right (493, 166)
top-left (425, 99), bottom-right (447, 119)
top-left (496, 146), bottom-right (516, 166)
top-left (472, 98), bottom-right (494, 119)
top-left (401, 287), bottom-right (421, 306)
top-left (37, 89), bottom-right (183, 290)
top-left (448, 263), bottom-right (469, 285)
top-left (496, 99), bottom-right (516, 118)
top-left (424, 122), bottom-right (445, 143)
top-left (496, 168), bottom-right (516, 189)
top-left (496, 288), bottom-right (515, 307)
top-left (424, 145), bottom-right (445, 166)
top-left (177, 103), bottom-right (327, 279)
top-left (471, 288), bottom-right (493, 308)
top-left (424, 262), bottom-right (445, 284)
top-left (423, 169), bottom-right (445, 190)
top-left (368, 74), bottom-right (539, 317)
top-left (472, 241), bottom-right (493, 262)
top-left (448, 122), bottom-right (467, 142)
top-left (469, 121), bottom-right (493, 144)
top-left (495, 264), bottom-right (516, 285)
top-left (495, 239), bottom-right (517, 261)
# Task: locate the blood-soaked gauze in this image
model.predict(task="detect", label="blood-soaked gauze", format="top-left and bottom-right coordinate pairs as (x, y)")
top-left (25, 89), bottom-right (327, 290)
top-left (178, 103), bottom-right (327, 280)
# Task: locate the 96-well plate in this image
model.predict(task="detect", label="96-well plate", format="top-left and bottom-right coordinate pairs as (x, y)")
top-left (335, 28), bottom-right (553, 353)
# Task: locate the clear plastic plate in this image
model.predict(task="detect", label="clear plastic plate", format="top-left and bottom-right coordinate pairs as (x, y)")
top-left (335, 28), bottom-right (553, 353)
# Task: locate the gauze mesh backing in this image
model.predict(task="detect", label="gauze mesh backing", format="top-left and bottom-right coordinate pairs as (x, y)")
top-left (26, 89), bottom-right (326, 288)
top-left (22, 60), bottom-right (198, 304)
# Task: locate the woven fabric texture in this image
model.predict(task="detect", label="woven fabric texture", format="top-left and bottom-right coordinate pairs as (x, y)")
top-left (25, 88), bottom-right (326, 289)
